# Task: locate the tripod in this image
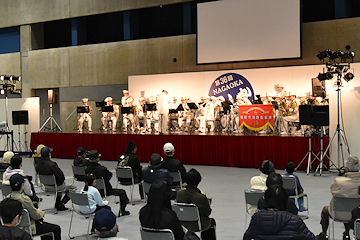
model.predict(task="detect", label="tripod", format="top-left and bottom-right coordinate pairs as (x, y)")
top-left (296, 126), bottom-right (320, 174)
top-left (39, 103), bottom-right (62, 132)
top-left (322, 78), bottom-right (350, 174)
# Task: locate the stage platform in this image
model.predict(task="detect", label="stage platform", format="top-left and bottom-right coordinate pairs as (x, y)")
top-left (30, 131), bottom-right (329, 171)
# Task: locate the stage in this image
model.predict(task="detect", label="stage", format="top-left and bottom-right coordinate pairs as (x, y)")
top-left (30, 131), bottom-right (329, 171)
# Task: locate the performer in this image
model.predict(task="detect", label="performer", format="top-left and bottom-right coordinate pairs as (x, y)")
top-left (196, 96), bottom-right (215, 133)
top-left (122, 96), bottom-right (136, 132)
top-left (156, 89), bottom-right (171, 134)
top-left (78, 98), bottom-right (92, 133)
top-left (234, 93), bottom-right (252, 133)
top-left (277, 84), bottom-right (287, 98)
top-left (178, 97), bottom-right (191, 132)
top-left (101, 97), bottom-right (119, 132)
top-left (135, 97), bottom-right (146, 131)
top-left (121, 90), bottom-right (129, 106)
top-left (282, 93), bottom-right (300, 135)
top-left (146, 96), bottom-right (159, 133)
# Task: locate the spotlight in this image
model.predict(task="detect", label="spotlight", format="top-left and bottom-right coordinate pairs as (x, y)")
top-left (317, 49), bottom-right (331, 61)
top-left (329, 50), bottom-right (343, 61)
top-left (317, 72), bottom-right (333, 81)
top-left (10, 76), bottom-right (21, 81)
top-left (343, 72), bottom-right (354, 82)
top-left (0, 75), bottom-right (10, 81)
top-left (0, 89), bottom-right (4, 95)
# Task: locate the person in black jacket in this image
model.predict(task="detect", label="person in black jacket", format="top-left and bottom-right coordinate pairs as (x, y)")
top-left (73, 147), bottom-right (89, 181)
top-left (117, 141), bottom-right (144, 199)
top-left (244, 185), bottom-right (315, 240)
top-left (161, 142), bottom-right (186, 185)
top-left (139, 181), bottom-right (187, 240)
top-left (35, 146), bottom-right (76, 211)
top-left (85, 150), bottom-right (130, 216)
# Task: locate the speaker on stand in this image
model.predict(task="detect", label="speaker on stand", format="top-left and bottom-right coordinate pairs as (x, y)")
top-left (12, 110), bottom-right (30, 153)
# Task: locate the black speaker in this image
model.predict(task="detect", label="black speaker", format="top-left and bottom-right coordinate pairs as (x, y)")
top-left (12, 110), bottom-right (29, 125)
top-left (299, 105), bottom-right (312, 125)
top-left (312, 106), bottom-right (329, 126)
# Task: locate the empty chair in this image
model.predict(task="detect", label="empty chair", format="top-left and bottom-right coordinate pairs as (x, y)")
top-left (116, 166), bottom-right (143, 204)
top-left (244, 189), bottom-right (265, 227)
top-left (68, 191), bottom-right (93, 240)
top-left (282, 175), bottom-right (309, 219)
top-left (140, 227), bottom-right (175, 240)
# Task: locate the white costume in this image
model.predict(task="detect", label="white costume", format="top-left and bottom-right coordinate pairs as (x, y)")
top-left (146, 97), bottom-right (159, 132)
top-left (196, 97), bottom-right (215, 133)
top-left (78, 98), bottom-right (92, 133)
top-left (156, 91), bottom-right (171, 133)
top-left (101, 97), bottom-right (119, 131)
top-left (178, 98), bottom-right (192, 131)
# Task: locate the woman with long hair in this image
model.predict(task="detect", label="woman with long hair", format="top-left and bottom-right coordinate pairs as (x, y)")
top-left (139, 181), bottom-right (186, 240)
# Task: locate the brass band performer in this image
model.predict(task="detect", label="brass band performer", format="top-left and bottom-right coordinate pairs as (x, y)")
top-left (78, 98), bottom-right (92, 133)
top-left (101, 97), bottom-right (119, 132)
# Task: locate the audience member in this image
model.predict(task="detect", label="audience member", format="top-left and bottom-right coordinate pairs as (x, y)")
top-left (284, 161), bottom-right (307, 211)
top-left (32, 144), bottom-right (45, 186)
top-left (257, 172), bottom-right (298, 215)
top-left (73, 147), bottom-right (89, 181)
top-left (94, 208), bottom-right (120, 239)
top-left (244, 186), bottom-right (315, 240)
top-left (117, 141), bottom-right (144, 199)
top-left (85, 150), bottom-right (130, 216)
top-left (316, 171), bottom-right (360, 240)
top-left (347, 186), bottom-right (360, 238)
top-left (140, 181), bottom-right (198, 240)
top-left (3, 154), bottom-right (40, 204)
top-left (161, 142), bottom-right (186, 184)
top-left (35, 146), bottom-right (77, 211)
top-left (0, 151), bottom-right (14, 171)
top-left (177, 168), bottom-right (216, 240)
top-left (142, 153), bottom-right (173, 185)
top-left (250, 160), bottom-right (275, 190)
top-left (7, 174), bottom-right (61, 240)
top-left (80, 173), bottom-right (111, 232)
top-left (0, 198), bottom-right (32, 240)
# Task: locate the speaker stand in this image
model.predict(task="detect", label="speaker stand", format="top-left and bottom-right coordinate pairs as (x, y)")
top-left (39, 103), bottom-right (62, 132)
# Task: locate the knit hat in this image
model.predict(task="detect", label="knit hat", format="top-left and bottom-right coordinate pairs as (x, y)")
top-left (94, 208), bottom-right (117, 238)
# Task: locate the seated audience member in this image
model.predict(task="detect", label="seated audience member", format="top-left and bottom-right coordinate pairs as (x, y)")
top-left (35, 146), bottom-right (77, 211)
top-left (8, 174), bottom-right (61, 240)
top-left (0, 198), bottom-right (32, 240)
top-left (250, 160), bottom-right (275, 190)
top-left (80, 173), bottom-right (111, 232)
top-left (161, 142), bottom-right (186, 185)
top-left (177, 168), bottom-right (216, 240)
top-left (85, 150), bottom-right (130, 216)
top-left (140, 181), bottom-right (198, 240)
top-left (117, 141), bottom-right (144, 199)
top-left (257, 172), bottom-right (298, 215)
top-left (73, 147), bottom-right (89, 181)
top-left (284, 161), bottom-right (307, 211)
top-left (3, 155), bottom-right (39, 204)
top-left (0, 151), bottom-right (14, 171)
top-left (94, 208), bottom-right (123, 239)
top-left (316, 171), bottom-right (360, 240)
top-left (244, 186), bottom-right (315, 240)
top-left (346, 186), bottom-right (360, 237)
top-left (142, 153), bottom-right (173, 186)
top-left (32, 144), bottom-right (45, 186)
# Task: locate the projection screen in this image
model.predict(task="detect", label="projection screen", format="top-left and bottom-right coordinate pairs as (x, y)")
top-left (197, 0), bottom-right (301, 64)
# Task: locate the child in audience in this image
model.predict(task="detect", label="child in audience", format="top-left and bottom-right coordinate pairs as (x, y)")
top-left (284, 161), bottom-right (307, 212)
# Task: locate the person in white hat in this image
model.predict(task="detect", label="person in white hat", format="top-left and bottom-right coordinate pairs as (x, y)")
top-left (282, 92), bottom-right (300, 135)
top-left (277, 84), bottom-right (287, 98)
top-left (121, 90), bottom-right (129, 106)
top-left (121, 96), bottom-right (136, 132)
top-left (196, 96), bottom-right (214, 133)
top-left (156, 89), bottom-right (171, 134)
top-left (145, 96), bottom-right (160, 133)
top-left (135, 97), bottom-right (146, 131)
top-left (78, 98), bottom-right (92, 133)
top-left (178, 97), bottom-right (191, 132)
top-left (101, 97), bottom-right (119, 132)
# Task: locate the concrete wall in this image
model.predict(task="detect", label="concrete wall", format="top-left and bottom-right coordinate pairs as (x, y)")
top-left (0, 0), bottom-right (192, 28)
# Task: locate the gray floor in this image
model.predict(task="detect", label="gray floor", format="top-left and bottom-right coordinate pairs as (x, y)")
top-left (3, 157), bottom-right (349, 239)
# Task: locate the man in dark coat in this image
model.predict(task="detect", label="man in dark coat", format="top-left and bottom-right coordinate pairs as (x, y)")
top-left (35, 146), bottom-right (76, 211)
top-left (73, 147), bottom-right (89, 181)
top-left (161, 142), bottom-right (186, 186)
top-left (142, 153), bottom-right (173, 185)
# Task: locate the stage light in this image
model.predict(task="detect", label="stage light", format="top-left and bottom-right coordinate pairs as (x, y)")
top-left (10, 76), bottom-right (21, 81)
top-left (329, 50), bottom-right (343, 61)
top-left (343, 72), bottom-right (354, 82)
top-left (0, 89), bottom-right (4, 95)
top-left (341, 51), bottom-right (356, 60)
top-left (317, 49), bottom-right (331, 61)
top-left (317, 72), bottom-right (333, 81)
top-left (0, 75), bottom-right (10, 81)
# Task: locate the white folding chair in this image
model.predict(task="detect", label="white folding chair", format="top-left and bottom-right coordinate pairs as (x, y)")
top-left (282, 175), bottom-right (309, 219)
top-left (68, 191), bottom-right (93, 240)
top-left (72, 165), bottom-right (86, 184)
top-left (140, 227), bottom-right (175, 240)
top-left (244, 189), bottom-right (265, 228)
top-left (116, 166), bottom-right (144, 204)
top-left (19, 209), bottom-right (55, 240)
top-left (38, 174), bottom-right (65, 213)
top-left (171, 202), bottom-right (202, 239)
top-left (330, 197), bottom-right (360, 240)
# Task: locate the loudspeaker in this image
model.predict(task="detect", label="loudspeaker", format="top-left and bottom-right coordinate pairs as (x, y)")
top-left (48, 89), bottom-right (58, 104)
top-left (312, 78), bottom-right (326, 98)
top-left (299, 105), bottom-right (312, 125)
top-left (12, 110), bottom-right (29, 125)
top-left (312, 106), bottom-right (329, 126)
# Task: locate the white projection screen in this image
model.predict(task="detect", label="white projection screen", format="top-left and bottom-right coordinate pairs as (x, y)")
top-left (197, 0), bottom-right (301, 64)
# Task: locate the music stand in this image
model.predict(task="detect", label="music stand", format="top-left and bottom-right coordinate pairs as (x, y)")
top-left (176, 104), bottom-right (184, 111)
top-left (77, 106), bottom-right (90, 114)
top-left (187, 102), bottom-right (198, 110)
top-left (169, 109), bottom-right (178, 114)
top-left (101, 105), bottom-right (114, 112)
top-left (96, 101), bottom-right (106, 108)
top-left (145, 104), bottom-right (157, 111)
top-left (121, 107), bottom-right (134, 114)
